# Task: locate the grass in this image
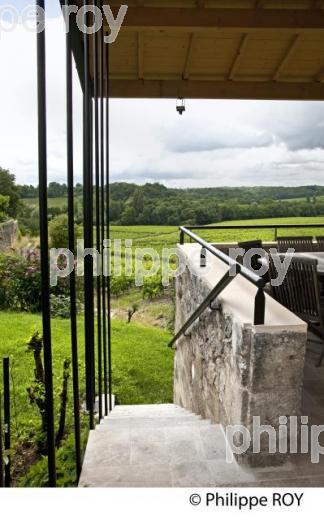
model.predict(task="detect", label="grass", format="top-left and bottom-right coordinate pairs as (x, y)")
top-left (112, 289), bottom-right (175, 330)
top-left (0, 311), bottom-right (173, 484)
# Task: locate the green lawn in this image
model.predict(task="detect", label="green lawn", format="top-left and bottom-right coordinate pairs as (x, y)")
top-left (0, 312), bottom-right (173, 454)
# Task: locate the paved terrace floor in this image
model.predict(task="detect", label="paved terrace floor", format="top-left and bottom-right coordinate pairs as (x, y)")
top-left (79, 337), bottom-right (324, 488)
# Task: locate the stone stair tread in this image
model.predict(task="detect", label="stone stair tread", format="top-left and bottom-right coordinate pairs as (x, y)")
top-left (79, 404), bottom-right (232, 487)
top-left (97, 418), bottom-right (205, 429)
top-left (108, 405), bottom-right (195, 418)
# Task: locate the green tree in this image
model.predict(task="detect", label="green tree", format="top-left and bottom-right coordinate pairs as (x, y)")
top-left (0, 194), bottom-right (9, 221)
top-left (0, 166), bottom-right (20, 217)
top-left (132, 187), bottom-right (144, 216)
top-left (49, 214), bottom-right (82, 249)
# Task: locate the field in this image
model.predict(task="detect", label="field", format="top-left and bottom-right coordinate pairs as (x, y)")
top-left (109, 216), bottom-right (324, 250)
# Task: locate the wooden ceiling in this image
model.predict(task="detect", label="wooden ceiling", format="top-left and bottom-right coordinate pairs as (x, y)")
top-left (75, 1), bottom-right (324, 99)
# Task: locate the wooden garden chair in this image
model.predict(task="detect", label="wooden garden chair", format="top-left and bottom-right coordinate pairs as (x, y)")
top-left (316, 236), bottom-right (324, 252)
top-left (238, 239), bottom-right (269, 282)
top-left (269, 255), bottom-right (324, 366)
top-left (277, 236), bottom-right (314, 253)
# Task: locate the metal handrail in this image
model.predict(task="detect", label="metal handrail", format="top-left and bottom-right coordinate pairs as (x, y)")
top-left (169, 227), bottom-right (267, 348)
top-left (179, 226), bottom-right (266, 288)
top-left (169, 268), bottom-right (240, 348)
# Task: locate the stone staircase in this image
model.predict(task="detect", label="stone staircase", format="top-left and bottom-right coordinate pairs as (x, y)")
top-left (79, 403), bottom-right (239, 487)
top-left (78, 402), bottom-right (324, 487)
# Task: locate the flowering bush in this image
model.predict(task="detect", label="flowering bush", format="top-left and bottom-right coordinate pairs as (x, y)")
top-left (0, 253), bottom-right (42, 312)
top-left (0, 251), bottom-right (76, 313)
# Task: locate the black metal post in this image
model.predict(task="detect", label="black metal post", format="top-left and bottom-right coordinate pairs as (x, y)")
top-left (3, 358), bottom-right (10, 487)
top-left (100, 19), bottom-right (108, 417)
top-left (83, 3), bottom-right (95, 429)
top-left (254, 288), bottom-right (266, 325)
top-left (94, 7), bottom-right (103, 421)
top-left (101, 33), bottom-right (108, 418)
top-left (106, 36), bottom-right (113, 412)
top-left (0, 391), bottom-right (3, 488)
top-left (36, 0), bottom-right (56, 487)
top-left (66, 3), bottom-right (81, 479)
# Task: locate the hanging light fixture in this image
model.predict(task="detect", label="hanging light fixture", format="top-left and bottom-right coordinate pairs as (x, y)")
top-left (176, 98), bottom-right (186, 115)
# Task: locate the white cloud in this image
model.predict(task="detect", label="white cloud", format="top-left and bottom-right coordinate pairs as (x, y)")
top-left (1, 12), bottom-right (324, 188)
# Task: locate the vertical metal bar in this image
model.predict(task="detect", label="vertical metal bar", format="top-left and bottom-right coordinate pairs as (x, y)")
top-left (0, 391), bottom-right (3, 488)
top-left (100, 17), bottom-right (108, 417)
top-left (180, 229), bottom-right (184, 245)
top-left (3, 358), bottom-right (10, 487)
top-left (83, 3), bottom-right (95, 430)
top-left (94, 4), bottom-right (103, 421)
top-left (36, 0), bottom-right (56, 486)
top-left (90, 94), bottom-right (96, 416)
top-left (66, 3), bottom-right (81, 480)
top-left (254, 288), bottom-right (266, 325)
top-left (106, 34), bottom-right (113, 412)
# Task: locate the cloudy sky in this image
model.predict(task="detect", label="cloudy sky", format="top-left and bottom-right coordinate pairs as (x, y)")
top-left (1, 1), bottom-right (324, 188)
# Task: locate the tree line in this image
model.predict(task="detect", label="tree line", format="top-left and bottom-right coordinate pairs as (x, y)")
top-left (2, 165), bottom-right (324, 228)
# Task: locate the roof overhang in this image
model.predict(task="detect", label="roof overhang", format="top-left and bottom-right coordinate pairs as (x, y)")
top-left (67, 1), bottom-right (324, 100)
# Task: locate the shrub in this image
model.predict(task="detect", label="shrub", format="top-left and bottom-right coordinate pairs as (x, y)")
top-left (142, 275), bottom-right (165, 300)
top-left (0, 253), bottom-right (42, 312)
top-left (50, 295), bottom-right (71, 319)
top-left (49, 214), bottom-right (82, 249)
top-left (0, 252), bottom-right (76, 313)
top-left (110, 275), bottom-right (134, 297)
top-left (50, 295), bottom-right (81, 319)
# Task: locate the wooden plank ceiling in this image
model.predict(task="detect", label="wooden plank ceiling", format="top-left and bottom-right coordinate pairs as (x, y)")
top-left (85, 0), bottom-right (324, 99)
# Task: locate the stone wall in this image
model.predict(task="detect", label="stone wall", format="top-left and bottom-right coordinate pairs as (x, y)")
top-left (174, 244), bottom-right (307, 467)
top-left (0, 220), bottom-right (18, 252)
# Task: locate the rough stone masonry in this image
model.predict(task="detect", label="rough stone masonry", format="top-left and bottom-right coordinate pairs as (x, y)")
top-left (173, 245), bottom-right (307, 467)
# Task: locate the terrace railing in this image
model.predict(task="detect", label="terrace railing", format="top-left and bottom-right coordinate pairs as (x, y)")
top-left (33, 1), bottom-right (113, 486)
top-left (170, 223), bottom-right (324, 349)
top-left (169, 227), bottom-right (267, 348)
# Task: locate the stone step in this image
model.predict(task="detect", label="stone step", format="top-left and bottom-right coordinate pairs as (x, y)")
top-left (106, 411), bottom-right (200, 420)
top-left (97, 416), bottom-right (206, 430)
top-left (108, 404), bottom-right (195, 419)
top-left (79, 413), bottom-right (233, 487)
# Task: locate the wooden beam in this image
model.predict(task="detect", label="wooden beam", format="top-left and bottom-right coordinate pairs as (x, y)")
top-left (273, 34), bottom-right (301, 81)
top-left (228, 34), bottom-right (249, 81)
top-left (255, 0), bottom-right (264, 7)
top-left (109, 79), bottom-right (324, 101)
top-left (316, 65), bottom-right (324, 81)
top-left (109, 7), bottom-right (324, 33)
top-left (313, 0), bottom-right (324, 8)
top-left (183, 34), bottom-right (195, 80)
top-left (138, 33), bottom-right (144, 79)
